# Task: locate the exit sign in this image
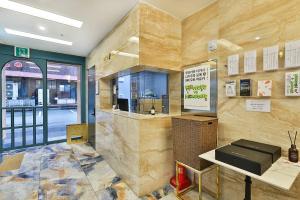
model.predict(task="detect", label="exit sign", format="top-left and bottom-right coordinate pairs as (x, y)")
top-left (14, 46), bottom-right (30, 58)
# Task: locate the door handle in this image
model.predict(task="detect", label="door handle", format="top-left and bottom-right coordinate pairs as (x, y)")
top-left (91, 108), bottom-right (95, 116)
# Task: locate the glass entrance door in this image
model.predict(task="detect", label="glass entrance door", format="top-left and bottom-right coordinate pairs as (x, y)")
top-left (1, 59), bottom-right (45, 150)
top-left (47, 62), bottom-right (81, 142)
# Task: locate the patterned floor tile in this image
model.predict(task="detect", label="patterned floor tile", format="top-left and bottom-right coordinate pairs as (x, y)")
top-left (0, 175), bottom-right (39, 200)
top-left (71, 143), bottom-right (100, 161)
top-left (0, 143), bottom-right (209, 200)
top-left (96, 181), bottom-right (140, 200)
top-left (84, 160), bottom-right (118, 192)
top-left (39, 177), bottom-right (97, 200)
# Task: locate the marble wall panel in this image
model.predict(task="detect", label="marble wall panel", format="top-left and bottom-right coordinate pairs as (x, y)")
top-left (138, 117), bottom-right (173, 196)
top-left (96, 111), bottom-right (140, 194)
top-left (182, 0), bottom-right (300, 199)
top-left (86, 6), bottom-right (139, 76)
top-left (182, 2), bottom-right (219, 66)
top-left (96, 111), bottom-right (173, 196)
top-left (169, 71), bottom-right (182, 115)
top-left (139, 3), bottom-right (182, 71)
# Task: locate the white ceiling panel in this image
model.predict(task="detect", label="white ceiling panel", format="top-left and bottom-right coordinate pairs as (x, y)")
top-left (0, 0), bottom-right (215, 56)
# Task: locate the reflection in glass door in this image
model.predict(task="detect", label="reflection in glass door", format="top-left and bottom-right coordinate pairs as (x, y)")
top-left (1, 60), bottom-right (44, 150)
top-left (47, 62), bottom-right (81, 142)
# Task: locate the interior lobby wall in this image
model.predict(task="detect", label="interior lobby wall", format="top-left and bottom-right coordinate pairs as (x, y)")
top-left (86, 3), bottom-right (182, 196)
top-left (182, 0), bottom-right (300, 199)
top-left (139, 3), bottom-right (182, 71)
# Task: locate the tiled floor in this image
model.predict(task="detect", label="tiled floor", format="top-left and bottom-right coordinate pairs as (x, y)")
top-left (0, 143), bottom-right (213, 200)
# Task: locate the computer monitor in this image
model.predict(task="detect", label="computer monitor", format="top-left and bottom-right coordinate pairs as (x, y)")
top-left (117, 98), bottom-right (129, 111)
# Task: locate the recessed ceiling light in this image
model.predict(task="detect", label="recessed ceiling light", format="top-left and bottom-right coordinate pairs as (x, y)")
top-left (38, 26), bottom-right (46, 31)
top-left (255, 36), bottom-right (261, 40)
top-left (5, 28), bottom-right (72, 46)
top-left (0, 0), bottom-right (83, 28)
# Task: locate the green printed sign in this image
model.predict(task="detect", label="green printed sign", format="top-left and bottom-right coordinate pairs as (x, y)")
top-left (14, 46), bottom-right (30, 58)
top-left (184, 65), bottom-right (210, 110)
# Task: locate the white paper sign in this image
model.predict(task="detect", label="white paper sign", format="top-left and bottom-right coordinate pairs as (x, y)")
top-left (184, 65), bottom-right (210, 111)
top-left (228, 54), bottom-right (239, 76)
top-left (285, 40), bottom-right (300, 68)
top-left (263, 45), bottom-right (279, 71)
top-left (246, 99), bottom-right (271, 112)
top-left (244, 50), bottom-right (257, 73)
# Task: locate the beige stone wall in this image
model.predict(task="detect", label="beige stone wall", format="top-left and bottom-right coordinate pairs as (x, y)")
top-left (182, 0), bottom-right (300, 199)
top-left (86, 5), bottom-right (139, 76)
top-left (97, 110), bottom-right (173, 196)
top-left (139, 3), bottom-right (182, 71)
top-left (97, 111), bottom-right (140, 193)
top-left (86, 3), bottom-right (182, 197)
top-left (86, 3), bottom-right (182, 115)
top-left (138, 117), bottom-right (173, 195)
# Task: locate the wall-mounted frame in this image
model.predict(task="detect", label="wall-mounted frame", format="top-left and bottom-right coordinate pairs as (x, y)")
top-left (181, 59), bottom-right (218, 117)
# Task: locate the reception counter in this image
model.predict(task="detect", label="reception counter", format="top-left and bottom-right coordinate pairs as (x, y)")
top-left (96, 109), bottom-right (174, 196)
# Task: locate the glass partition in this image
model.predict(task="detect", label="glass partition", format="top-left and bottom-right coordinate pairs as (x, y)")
top-left (112, 70), bottom-right (169, 114)
top-left (47, 62), bottom-right (80, 141)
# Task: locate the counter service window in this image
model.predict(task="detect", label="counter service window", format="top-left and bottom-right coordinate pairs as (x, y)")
top-left (112, 71), bottom-right (169, 114)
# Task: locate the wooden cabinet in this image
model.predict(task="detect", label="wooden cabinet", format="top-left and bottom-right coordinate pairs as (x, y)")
top-left (172, 115), bottom-right (218, 170)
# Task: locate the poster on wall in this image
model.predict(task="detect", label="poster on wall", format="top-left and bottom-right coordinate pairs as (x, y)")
top-left (285, 71), bottom-right (300, 96)
top-left (184, 65), bottom-right (210, 111)
top-left (225, 80), bottom-right (237, 97)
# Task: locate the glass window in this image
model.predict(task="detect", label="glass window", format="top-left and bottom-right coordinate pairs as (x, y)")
top-left (1, 60), bottom-right (43, 147)
top-left (47, 62), bottom-right (81, 141)
top-left (112, 70), bottom-right (169, 114)
top-left (2, 60), bottom-right (42, 107)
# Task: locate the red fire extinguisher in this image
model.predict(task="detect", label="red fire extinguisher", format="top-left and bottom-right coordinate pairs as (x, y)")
top-left (170, 164), bottom-right (191, 191)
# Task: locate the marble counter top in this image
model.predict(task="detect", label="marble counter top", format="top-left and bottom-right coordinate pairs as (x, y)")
top-left (100, 109), bottom-right (175, 120)
top-left (199, 149), bottom-right (300, 191)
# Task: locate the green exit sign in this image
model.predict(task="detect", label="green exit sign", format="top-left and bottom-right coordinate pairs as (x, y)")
top-left (14, 46), bottom-right (30, 58)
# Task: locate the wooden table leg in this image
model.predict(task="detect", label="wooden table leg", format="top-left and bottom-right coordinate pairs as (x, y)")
top-left (216, 166), bottom-right (221, 200)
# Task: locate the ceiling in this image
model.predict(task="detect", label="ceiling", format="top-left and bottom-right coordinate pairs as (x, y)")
top-left (0, 0), bottom-right (215, 57)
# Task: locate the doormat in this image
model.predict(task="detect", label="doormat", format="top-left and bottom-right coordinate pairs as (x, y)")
top-left (0, 153), bottom-right (24, 172)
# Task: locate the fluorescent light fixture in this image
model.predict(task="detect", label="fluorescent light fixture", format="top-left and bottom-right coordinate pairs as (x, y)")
top-left (128, 36), bottom-right (139, 43)
top-left (0, 0), bottom-right (83, 28)
top-left (111, 50), bottom-right (139, 58)
top-left (5, 28), bottom-right (72, 46)
top-left (38, 26), bottom-right (46, 31)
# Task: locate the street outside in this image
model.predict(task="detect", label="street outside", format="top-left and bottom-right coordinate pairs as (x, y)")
top-left (2, 108), bottom-right (78, 148)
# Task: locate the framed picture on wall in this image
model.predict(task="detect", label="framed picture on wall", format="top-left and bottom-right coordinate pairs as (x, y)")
top-left (285, 71), bottom-right (300, 96)
top-left (183, 64), bottom-right (211, 111)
